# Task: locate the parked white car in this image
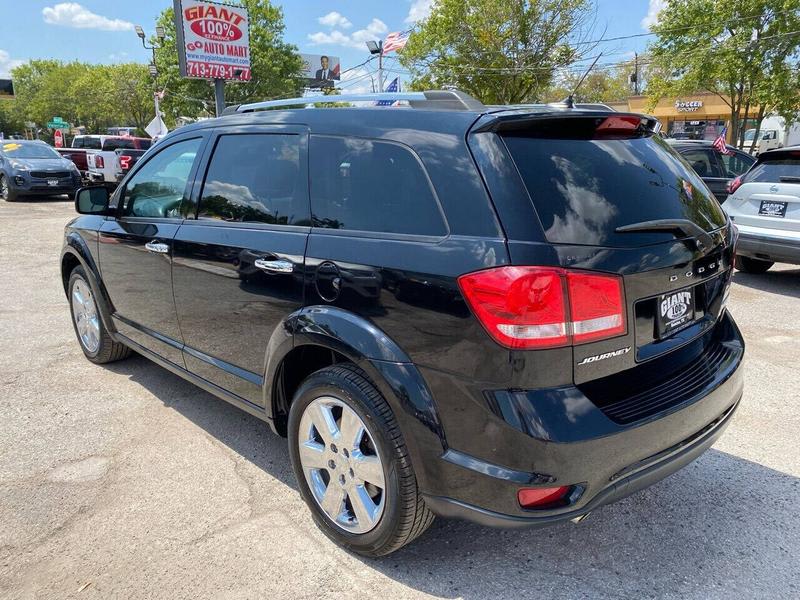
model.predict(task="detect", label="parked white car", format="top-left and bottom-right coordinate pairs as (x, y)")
top-left (725, 146), bottom-right (800, 273)
top-left (743, 116), bottom-right (800, 155)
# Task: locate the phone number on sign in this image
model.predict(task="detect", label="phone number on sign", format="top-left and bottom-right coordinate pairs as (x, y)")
top-left (187, 61), bottom-right (251, 80)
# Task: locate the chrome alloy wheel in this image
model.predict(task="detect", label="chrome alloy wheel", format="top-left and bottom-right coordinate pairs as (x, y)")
top-left (71, 279), bottom-right (100, 353)
top-left (298, 396), bottom-right (386, 534)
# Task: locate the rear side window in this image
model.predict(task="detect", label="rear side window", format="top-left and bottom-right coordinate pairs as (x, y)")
top-left (718, 151), bottom-right (754, 178)
top-left (198, 133), bottom-right (306, 226)
top-left (81, 137), bottom-right (101, 149)
top-left (680, 149), bottom-right (723, 178)
top-left (502, 133), bottom-right (727, 247)
top-left (310, 136), bottom-right (446, 237)
top-left (746, 155), bottom-right (800, 183)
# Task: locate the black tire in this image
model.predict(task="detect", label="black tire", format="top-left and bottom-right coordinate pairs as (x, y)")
top-left (736, 255), bottom-right (774, 274)
top-left (0, 174), bottom-right (18, 202)
top-left (288, 363), bottom-right (434, 557)
top-left (67, 266), bottom-right (131, 364)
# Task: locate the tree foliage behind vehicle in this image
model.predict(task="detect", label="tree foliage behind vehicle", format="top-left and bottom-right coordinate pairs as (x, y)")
top-left (6, 60), bottom-right (155, 136)
top-left (646, 0), bottom-right (800, 147)
top-left (153, 0), bottom-right (304, 123)
top-left (399, 0), bottom-right (596, 104)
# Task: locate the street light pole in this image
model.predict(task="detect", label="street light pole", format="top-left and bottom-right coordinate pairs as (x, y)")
top-left (136, 25), bottom-right (166, 121)
top-left (366, 39), bottom-right (384, 92)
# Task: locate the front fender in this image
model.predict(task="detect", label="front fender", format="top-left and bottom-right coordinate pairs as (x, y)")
top-left (61, 233), bottom-right (117, 335)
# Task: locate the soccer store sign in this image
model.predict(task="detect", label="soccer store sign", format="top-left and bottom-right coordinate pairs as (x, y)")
top-left (174, 0), bottom-right (251, 81)
top-left (675, 100), bottom-right (703, 112)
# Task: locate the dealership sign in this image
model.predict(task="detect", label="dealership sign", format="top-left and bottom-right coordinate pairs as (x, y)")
top-left (173, 0), bottom-right (251, 81)
top-left (675, 100), bottom-right (703, 112)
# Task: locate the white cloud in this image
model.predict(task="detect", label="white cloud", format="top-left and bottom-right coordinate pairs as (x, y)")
top-left (340, 67), bottom-right (375, 94)
top-left (0, 49), bottom-right (24, 77)
top-left (42, 2), bottom-right (134, 31)
top-left (405, 0), bottom-right (433, 24)
top-left (318, 11), bottom-right (352, 29)
top-left (641, 0), bottom-right (667, 30)
top-left (308, 18), bottom-right (388, 49)
top-left (108, 51), bottom-right (130, 62)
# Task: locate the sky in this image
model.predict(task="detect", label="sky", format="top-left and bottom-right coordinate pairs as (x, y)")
top-left (0, 0), bottom-right (667, 92)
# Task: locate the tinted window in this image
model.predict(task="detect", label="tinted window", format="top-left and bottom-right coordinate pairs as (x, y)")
top-left (198, 134), bottom-right (305, 225)
top-left (122, 138), bottom-right (201, 218)
top-left (502, 133), bottom-right (727, 247)
top-left (82, 137), bottom-right (102, 150)
top-left (104, 138), bottom-right (134, 151)
top-left (73, 137), bottom-right (83, 149)
top-left (746, 155), bottom-right (800, 183)
top-left (310, 136), bottom-right (446, 236)
top-left (680, 149), bottom-right (723, 178)
top-left (718, 151), bottom-right (755, 178)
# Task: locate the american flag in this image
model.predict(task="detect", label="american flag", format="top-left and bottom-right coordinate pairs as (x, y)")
top-left (376, 77), bottom-right (399, 106)
top-left (382, 31), bottom-right (410, 54)
top-left (712, 127), bottom-right (734, 155)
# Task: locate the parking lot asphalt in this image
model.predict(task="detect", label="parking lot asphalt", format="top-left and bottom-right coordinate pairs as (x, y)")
top-left (0, 197), bottom-right (798, 600)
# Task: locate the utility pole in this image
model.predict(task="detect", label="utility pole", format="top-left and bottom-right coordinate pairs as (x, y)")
top-left (634, 53), bottom-right (640, 95)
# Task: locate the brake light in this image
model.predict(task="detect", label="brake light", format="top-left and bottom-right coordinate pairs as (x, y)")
top-left (594, 115), bottom-right (642, 138)
top-left (518, 486), bottom-right (570, 509)
top-left (567, 272), bottom-right (626, 344)
top-left (458, 267), bottom-right (626, 349)
top-left (727, 175), bottom-right (743, 194)
top-left (94, 155), bottom-right (104, 169)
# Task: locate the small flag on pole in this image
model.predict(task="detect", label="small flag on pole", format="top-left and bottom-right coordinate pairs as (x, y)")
top-left (712, 126), bottom-right (733, 155)
top-left (377, 77), bottom-right (399, 106)
top-left (382, 31), bottom-right (410, 54)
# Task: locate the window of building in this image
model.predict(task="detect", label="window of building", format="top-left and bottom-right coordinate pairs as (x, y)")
top-left (310, 136), bottom-right (446, 236)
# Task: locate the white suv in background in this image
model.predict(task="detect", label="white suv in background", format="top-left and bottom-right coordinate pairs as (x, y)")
top-left (726, 146), bottom-right (800, 273)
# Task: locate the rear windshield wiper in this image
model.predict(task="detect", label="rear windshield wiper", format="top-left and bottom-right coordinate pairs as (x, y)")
top-left (615, 218), bottom-right (715, 251)
top-left (779, 176), bottom-right (800, 183)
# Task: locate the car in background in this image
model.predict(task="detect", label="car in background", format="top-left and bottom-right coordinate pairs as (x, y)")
top-left (667, 139), bottom-right (755, 202)
top-left (0, 140), bottom-right (81, 202)
top-left (58, 135), bottom-right (152, 185)
top-left (725, 146), bottom-right (800, 273)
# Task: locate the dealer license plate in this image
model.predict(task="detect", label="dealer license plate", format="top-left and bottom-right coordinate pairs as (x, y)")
top-left (47, 179), bottom-right (59, 187)
top-left (657, 287), bottom-right (696, 339)
top-left (758, 200), bottom-right (787, 217)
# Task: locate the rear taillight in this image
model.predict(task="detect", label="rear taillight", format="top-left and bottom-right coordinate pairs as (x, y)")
top-left (457, 267), bottom-right (626, 349)
top-left (518, 486), bottom-right (571, 509)
top-left (727, 175), bottom-right (743, 195)
top-left (95, 155), bottom-right (104, 169)
top-left (119, 155), bottom-right (131, 170)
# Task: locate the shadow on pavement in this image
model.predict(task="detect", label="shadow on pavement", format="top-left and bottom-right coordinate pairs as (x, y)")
top-left (733, 266), bottom-right (800, 299)
top-left (108, 354), bottom-right (799, 598)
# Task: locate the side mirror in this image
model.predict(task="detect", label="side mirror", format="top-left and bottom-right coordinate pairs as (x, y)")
top-left (75, 186), bottom-right (111, 215)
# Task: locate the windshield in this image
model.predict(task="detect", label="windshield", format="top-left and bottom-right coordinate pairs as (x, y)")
top-left (1, 142), bottom-right (61, 159)
top-left (502, 133), bottom-right (727, 247)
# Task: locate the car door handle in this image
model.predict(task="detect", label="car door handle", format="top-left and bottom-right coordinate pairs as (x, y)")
top-left (254, 258), bottom-right (293, 273)
top-left (144, 241), bottom-right (169, 254)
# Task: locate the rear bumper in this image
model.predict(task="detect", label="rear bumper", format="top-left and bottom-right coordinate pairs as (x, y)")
top-left (736, 229), bottom-right (800, 264)
top-left (411, 312), bottom-right (745, 526)
top-left (423, 397), bottom-right (739, 527)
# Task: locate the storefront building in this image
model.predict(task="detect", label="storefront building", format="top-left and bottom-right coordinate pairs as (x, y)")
top-left (608, 92), bottom-right (759, 142)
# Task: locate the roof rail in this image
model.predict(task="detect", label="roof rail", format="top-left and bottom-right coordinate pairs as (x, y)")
top-left (223, 89), bottom-right (485, 115)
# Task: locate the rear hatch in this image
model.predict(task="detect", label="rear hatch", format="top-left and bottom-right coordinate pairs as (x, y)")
top-left (468, 111), bottom-right (737, 423)
top-left (726, 149), bottom-right (800, 233)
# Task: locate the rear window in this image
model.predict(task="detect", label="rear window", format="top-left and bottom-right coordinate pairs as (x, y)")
top-left (502, 133), bottom-right (726, 247)
top-left (745, 155), bottom-right (800, 183)
top-left (104, 138), bottom-right (134, 151)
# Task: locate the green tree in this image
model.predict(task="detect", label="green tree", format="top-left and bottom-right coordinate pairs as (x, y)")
top-left (399, 0), bottom-right (596, 104)
top-left (153, 0), bottom-right (303, 124)
top-left (544, 60), bottom-right (637, 103)
top-left (647, 0), bottom-right (800, 147)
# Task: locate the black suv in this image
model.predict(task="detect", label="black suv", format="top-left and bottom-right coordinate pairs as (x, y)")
top-left (61, 90), bottom-right (744, 557)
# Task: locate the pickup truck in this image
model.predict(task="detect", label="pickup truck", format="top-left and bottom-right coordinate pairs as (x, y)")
top-left (57, 135), bottom-right (151, 185)
top-left (115, 149), bottom-right (147, 181)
